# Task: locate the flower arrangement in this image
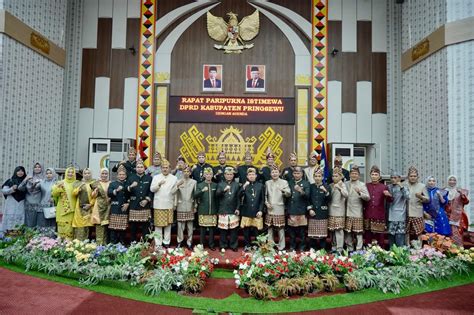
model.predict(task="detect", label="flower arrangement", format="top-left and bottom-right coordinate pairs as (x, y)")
top-left (231, 235), bottom-right (357, 299)
top-left (0, 228), bottom-right (217, 295)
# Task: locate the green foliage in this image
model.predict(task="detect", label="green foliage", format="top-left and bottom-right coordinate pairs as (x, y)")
top-left (183, 275), bottom-right (205, 293)
top-left (143, 269), bottom-right (184, 296)
top-left (321, 273), bottom-right (339, 292)
top-left (247, 279), bottom-right (273, 300)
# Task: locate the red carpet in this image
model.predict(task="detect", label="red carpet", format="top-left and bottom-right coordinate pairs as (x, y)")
top-left (303, 283), bottom-right (474, 315)
top-left (1, 267), bottom-right (474, 314)
top-left (0, 268), bottom-right (191, 315)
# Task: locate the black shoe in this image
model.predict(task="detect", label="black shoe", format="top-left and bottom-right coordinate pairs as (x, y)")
top-left (209, 246), bottom-right (216, 251)
top-left (232, 247), bottom-right (238, 252)
top-left (289, 247), bottom-right (296, 252)
top-left (163, 244), bottom-right (169, 249)
top-left (176, 242), bottom-right (183, 248)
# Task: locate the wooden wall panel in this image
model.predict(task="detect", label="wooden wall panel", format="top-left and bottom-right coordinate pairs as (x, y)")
top-left (356, 21), bottom-right (372, 81)
top-left (270, 0), bottom-right (311, 22)
top-left (82, 18), bottom-right (139, 109)
top-left (169, 1), bottom-right (294, 97)
top-left (80, 49), bottom-right (96, 108)
top-left (372, 53), bottom-right (387, 113)
top-left (167, 123), bottom-right (295, 168)
top-left (341, 52), bottom-right (357, 113)
top-left (109, 50), bottom-right (127, 108)
top-left (156, 0), bottom-right (194, 19)
top-left (109, 19), bottom-right (140, 108)
top-left (95, 18), bottom-right (112, 77)
top-left (327, 21), bottom-right (342, 81)
top-left (125, 19), bottom-right (140, 77)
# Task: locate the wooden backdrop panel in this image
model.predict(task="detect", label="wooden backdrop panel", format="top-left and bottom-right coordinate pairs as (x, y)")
top-left (167, 122), bottom-right (295, 168)
top-left (168, 1), bottom-right (295, 97)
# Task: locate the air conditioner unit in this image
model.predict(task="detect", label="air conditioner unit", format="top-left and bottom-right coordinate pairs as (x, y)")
top-left (88, 138), bottom-right (135, 179)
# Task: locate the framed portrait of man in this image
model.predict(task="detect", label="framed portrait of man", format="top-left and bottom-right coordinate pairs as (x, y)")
top-left (245, 65), bottom-right (265, 92)
top-left (203, 64), bottom-right (223, 92)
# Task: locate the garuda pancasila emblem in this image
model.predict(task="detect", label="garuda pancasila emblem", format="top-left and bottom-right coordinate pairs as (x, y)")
top-left (207, 10), bottom-right (259, 54)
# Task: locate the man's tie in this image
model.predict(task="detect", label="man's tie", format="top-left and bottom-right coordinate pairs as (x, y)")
top-left (212, 80), bottom-right (215, 88)
top-left (252, 80), bottom-right (256, 88)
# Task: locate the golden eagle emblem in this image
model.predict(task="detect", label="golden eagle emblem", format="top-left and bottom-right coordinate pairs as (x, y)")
top-left (207, 10), bottom-right (260, 54)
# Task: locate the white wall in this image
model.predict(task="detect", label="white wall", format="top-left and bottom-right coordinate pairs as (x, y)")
top-left (446, 0), bottom-right (474, 227)
top-left (0, 0), bottom-right (68, 208)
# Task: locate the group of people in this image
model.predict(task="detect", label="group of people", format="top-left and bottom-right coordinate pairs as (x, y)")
top-left (1, 148), bottom-right (470, 252)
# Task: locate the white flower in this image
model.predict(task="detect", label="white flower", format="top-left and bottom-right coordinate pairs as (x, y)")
top-left (221, 248), bottom-right (226, 253)
top-left (201, 266), bottom-right (206, 271)
top-left (235, 280), bottom-right (241, 287)
top-left (225, 259), bottom-right (230, 264)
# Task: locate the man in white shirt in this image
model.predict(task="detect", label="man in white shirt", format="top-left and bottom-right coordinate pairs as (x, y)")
top-left (150, 158), bottom-right (178, 248)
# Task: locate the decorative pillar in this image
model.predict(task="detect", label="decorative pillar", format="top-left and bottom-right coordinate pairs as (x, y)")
top-left (136, 0), bottom-right (156, 165)
top-left (311, 0), bottom-right (328, 159)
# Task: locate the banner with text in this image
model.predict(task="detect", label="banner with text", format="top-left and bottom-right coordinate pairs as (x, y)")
top-left (168, 96), bottom-right (295, 124)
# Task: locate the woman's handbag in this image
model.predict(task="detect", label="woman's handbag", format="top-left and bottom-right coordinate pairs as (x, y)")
top-left (43, 206), bottom-right (56, 219)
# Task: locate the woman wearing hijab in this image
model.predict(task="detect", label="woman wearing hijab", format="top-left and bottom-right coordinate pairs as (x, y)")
top-left (24, 162), bottom-right (45, 228)
top-left (38, 167), bottom-right (58, 229)
top-left (423, 176), bottom-right (451, 236)
top-left (72, 168), bottom-right (94, 240)
top-left (1, 166), bottom-right (27, 234)
top-left (444, 175), bottom-right (469, 246)
top-left (90, 168), bottom-right (111, 244)
top-left (52, 167), bottom-right (78, 240)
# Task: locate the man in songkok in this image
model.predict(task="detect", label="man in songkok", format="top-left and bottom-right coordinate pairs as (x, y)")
top-left (282, 152), bottom-right (299, 182)
top-left (287, 166), bottom-right (311, 251)
top-left (364, 165), bottom-right (391, 247)
top-left (174, 164), bottom-right (197, 250)
top-left (406, 166), bottom-right (429, 242)
top-left (345, 165), bottom-right (370, 251)
top-left (328, 168), bottom-right (348, 253)
top-left (260, 150), bottom-right (276, 183)
top-left (150, 158), bottom-right (178, 248)
top-left (239, 167), bottom-right (265, 251)
top-left (194, 167), bottom-right (218, 250)
top-left (191, 151), bottom-right (212, 183)
top-left (265, 165), bottom-right (291, 250)
top-left (216, 166), bottom-right (241, 251)
top-left (308, 167), bottom-right (332, 250)
top-left (236, 150), bottom-right (259, 184)
top-left (304, 151), bottom-right (320, 184)
top-left (213, 151), bottom-right (230, 183)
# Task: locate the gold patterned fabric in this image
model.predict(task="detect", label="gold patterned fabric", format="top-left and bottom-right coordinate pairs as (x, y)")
top-left (328, 216), bottom-right (345, 230)
top-left (177, 211), bottom-right (195, 222)
top-left (344, 217), bottom-right (364, 233)
top-left (308, 218), bottom-right (328, 238)
top-left (406, 216), bottom-right (424, 235)
top-left (240, 216), bottom-right (263, 230)
top-left (109, 214), bottom-right (128, 230)
top-left (129, 209), bottom-right (151, 222)
top-left (153, 208), bottom-right (174, 227)
top-left (198, 214), bottom-right (217, 227)
top-left (265, 214), bottom-right (286, 227)
top-left (57, 221), bottom-right (74, 240)
top-left (288, 215), bottom-right (307, 227)
top-left (364, 219), bottom-right (386, 233)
